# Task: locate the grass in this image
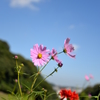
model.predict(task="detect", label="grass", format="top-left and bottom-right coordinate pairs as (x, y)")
top-left (0, 92), bottom-right (35, 100)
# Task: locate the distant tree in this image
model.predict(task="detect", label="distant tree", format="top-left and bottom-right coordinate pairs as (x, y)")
top-left (80, 84), bottom-right (100, 100)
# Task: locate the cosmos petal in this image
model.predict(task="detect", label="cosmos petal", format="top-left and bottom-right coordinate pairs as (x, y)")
top-left (43, 46), bottom-right (46, 51)
top-left (67, 53), bottom-right (75, 58)
top-left (33, 44), bottom-right (39, 53)
top-left (64, 38), bottom-right (70, 47)
top-left (67, 44), bottom-right (74, 52)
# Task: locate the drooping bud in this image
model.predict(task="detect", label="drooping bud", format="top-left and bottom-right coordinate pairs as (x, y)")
top-left (58, 62), bottom-right (63, 67)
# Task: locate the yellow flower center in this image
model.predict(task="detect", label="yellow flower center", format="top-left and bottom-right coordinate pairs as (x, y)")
top-left (38, 53), bottom-right (42, 59)
top-left (63, 49), bottom-right (67, 53)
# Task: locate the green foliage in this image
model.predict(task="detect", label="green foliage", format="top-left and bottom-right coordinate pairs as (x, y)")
top-left (0, 39), bottom-right (58, 100)
top-left (91, 84), bottom-right (100, 96)
top-left (80, 84), bottom-right (100, 100)
top-left (81, 86), bottom-right (92, 95)
top-left (80, 92), bottom-right (90, 100)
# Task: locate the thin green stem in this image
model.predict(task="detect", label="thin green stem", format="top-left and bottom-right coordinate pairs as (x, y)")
top-left (43, 91), bottom-right (46, 100)
top-left (46, 93), bottom-right (57, 100)
top-left (16, 60), bottom-right (22, 96)
top-left (27, 68), bottom-right (58, 100)
top-left (33, 67), bottom-right (59, 91)
top-left (18, 71), bottom-right (22, 96)
top-left (82, 80), bottom-right (86, 89)
top-left (12, 82), bottom-right (17, 94)
top-left (30, 73), bottom-right (39, 92)
top-left (57, 51), bottom-right (63, 55)
top-left (40, 59), bottom-right (51, 72)
top-left (40, 51), bottom-right (63, 72)
top-left (16, 60), bottom-right (18, 71)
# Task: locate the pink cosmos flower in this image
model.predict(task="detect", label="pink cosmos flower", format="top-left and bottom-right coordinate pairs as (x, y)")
top-left (63, 38), bottom-right (75, 58)
top-left (89, 74), bottom-right (93, 79)
top-left (50, 48), bottom-right (61, 63)
top-left (30, 44), bottom-right (50, 67)
top-left (85, 75), bottom-right (89, 81)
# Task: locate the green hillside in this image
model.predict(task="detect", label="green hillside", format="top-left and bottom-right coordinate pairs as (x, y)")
top-left (0, 39), bottom-right (58, 100)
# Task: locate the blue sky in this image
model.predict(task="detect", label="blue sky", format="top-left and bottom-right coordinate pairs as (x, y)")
top-left (0, 0), bottom-right (100, 87)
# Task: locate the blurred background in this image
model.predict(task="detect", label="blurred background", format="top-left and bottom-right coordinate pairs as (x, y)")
top-left (0, 0), bottom-right (100, 99)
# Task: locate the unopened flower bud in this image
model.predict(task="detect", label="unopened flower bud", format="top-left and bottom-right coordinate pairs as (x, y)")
top-left (58, 62), bottom-right (63, 67)
top-left (15, 79), bottom-right (18, 83)
top-left (20, 63), bottom-right (24, 67)
top-left (15, 55), bottom-right (18, 59)
top-left (42, 88), bottom-right (47, 92)
top-left (44, 89), bottom-right (47, 92)
top-left (42, 88), bottom-right (45, 91)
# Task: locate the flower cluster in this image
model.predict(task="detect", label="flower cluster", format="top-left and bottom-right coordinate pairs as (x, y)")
top-left (59, 89), bottom-right (79, 100)
top-left (13, 38), bottom-right (76, 100)
top-left (85, 74), bottom-right (93, 81)
top-left (30, 38), bottom-right (75, 67)
top-left (29, 38), bottom-right (76, 99)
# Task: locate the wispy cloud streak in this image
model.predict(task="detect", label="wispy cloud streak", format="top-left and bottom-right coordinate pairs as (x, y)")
top-left (73, 44), bottom-right (79, 51)
top-left (10, 0), bottom-right (41, 10)
top-left (69, 25), bottom-right (75, 29)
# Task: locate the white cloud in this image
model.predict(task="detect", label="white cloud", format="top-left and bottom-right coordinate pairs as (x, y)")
top-left (73, 44), bottom-right (79, 51)
top-left (69, 25), bottom-right (75, 29)
top-left (10, 0), bottom-right (41, 10)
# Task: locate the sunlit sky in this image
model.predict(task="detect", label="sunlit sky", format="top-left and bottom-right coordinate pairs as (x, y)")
top-left (0, 0), bottom-right (100, 87)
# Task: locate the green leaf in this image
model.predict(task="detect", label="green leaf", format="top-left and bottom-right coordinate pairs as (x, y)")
top-left (46, 93), bottom-right (56, 99)
top-left (21, 82), bottom-right (31, 90)
top-left (29, 73), bottom-right (37, 78)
